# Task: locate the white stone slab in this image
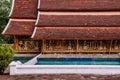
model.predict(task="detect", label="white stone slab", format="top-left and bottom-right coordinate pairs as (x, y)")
top-left (9, 62), bottom-right (120, 75)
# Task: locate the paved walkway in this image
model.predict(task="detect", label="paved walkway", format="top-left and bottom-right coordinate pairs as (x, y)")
top-left (15, 53), bottom-right (120, 58)
top-left (39, 53), bottom-right (120, 58)
top-left (0, 74), bottom-right (120, 80)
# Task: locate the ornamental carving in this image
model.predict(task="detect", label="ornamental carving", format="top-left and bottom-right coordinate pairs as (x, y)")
top-left (16, 39), bottom-right (120, 52)
top-left (18, 40), bottom-right (39, 52)
top-left (46, 40), bottom-right (76, 52)
top-left (44, 40), bottom-right (120, 52)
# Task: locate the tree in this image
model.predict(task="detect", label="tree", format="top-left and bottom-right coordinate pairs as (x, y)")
top-left (0, 44), bottom-right (15, 74)
top-left (0, 0), bottom-right (12, 44)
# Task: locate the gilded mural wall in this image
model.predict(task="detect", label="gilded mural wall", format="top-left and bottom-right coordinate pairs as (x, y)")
top-left (14, 37), bottom-right (120, 53)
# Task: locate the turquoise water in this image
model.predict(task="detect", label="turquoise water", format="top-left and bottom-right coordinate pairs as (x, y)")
top-left (36, 58), bottom-right (120, 65)
top-left (13, 57), bottom-right (33, 63)
top-left (13, 57), bottom-right (120, 65)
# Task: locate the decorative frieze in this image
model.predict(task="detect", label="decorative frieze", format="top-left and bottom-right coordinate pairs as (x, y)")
top-left (18, 40), bottom-right (39, 52)
top-left (14, 37), bottom-right (40, 52)
top-left (43, 40), bottom-right (120, 53)
top-left (14, 37), bottom-right (120, 52)
top-left (45, 40), bottom-right (76, 52)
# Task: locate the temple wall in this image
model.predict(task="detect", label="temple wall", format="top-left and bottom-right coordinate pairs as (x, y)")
top-left (43, 40), bottom-right (120, 53)
top-left (14, 36), bottom-right (41, 52)
top-left (14, 36), bottom-right (120, 53)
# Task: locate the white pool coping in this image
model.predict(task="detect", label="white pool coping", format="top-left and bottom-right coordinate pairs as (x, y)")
top-left (9, 54), bottom-right (120, 75)
top-left (9, 61), bottom-right (120, 75)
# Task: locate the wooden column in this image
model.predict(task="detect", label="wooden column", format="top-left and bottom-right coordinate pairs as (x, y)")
top-left (76, 40), bottom-right (79, 53)
top-left (109, 40), bottom-right (113, 54)
top-left (42, 40), bottom-right (46, 53)
top-left (14, 36), bottom-right (18, 52)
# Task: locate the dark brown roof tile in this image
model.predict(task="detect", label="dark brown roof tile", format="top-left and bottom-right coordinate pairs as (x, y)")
top-left (39, 0), bottom-right (120, 11)
top-left (2, 19), bottom-right (35, 36)
top-left (32, 27), bottom-right (120, 40)
top-left (36, 12), bottom-right (120, 27)
top-left (10, 0), bottom-right (38, 19)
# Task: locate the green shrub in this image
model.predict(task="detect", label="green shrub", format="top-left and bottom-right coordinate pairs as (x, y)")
top-left (0, 44), bottom-right (15, 73)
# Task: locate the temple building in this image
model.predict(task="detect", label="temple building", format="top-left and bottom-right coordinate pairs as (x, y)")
top-left (2, 0), bottom-right (120, 53)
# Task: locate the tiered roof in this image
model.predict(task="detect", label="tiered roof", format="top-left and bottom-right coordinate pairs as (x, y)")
top-left (2, 0), bottom-right (38, 35)
top-left (36, 12), bottom-right (120, 27)
top-left (2, 0), bottom-right (120, 40)
top-left (38, 0), bottom-right (120, 11)
top-left (32, 27), bottom-right (120, 40)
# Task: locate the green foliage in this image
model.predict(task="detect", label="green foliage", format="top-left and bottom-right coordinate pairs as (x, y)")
top-left (0, 0), bottom-right (13, 44)
top-left (0, 44), bottom-right (15, 73)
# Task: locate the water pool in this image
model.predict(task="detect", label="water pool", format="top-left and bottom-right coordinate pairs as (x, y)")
top-left (36, 58), bottom-right (120, 65)
top-left (14, 57), bottom-right (33, 63)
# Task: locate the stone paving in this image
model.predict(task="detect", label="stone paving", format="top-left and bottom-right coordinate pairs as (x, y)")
top-left (15, 53), bottom-right (120, 58)
top-left (14, 53), bottom-right (38, 57)
top-left (38, 53), bottom-right (120, 58)
top-left (0, 74), bottom-right (120, 80)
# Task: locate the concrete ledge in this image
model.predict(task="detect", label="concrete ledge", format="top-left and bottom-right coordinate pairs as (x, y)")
top-left (9, 61), bottom-right (120, 75)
